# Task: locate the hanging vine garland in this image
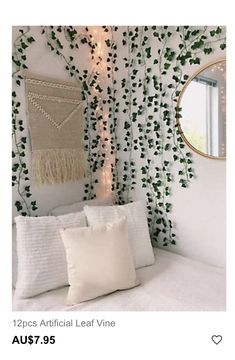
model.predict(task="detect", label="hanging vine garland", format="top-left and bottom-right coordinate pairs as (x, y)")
top-left (103, 26), bottom-right (120, 197)
top-left (130, 26), bottom-right (176, 245)
top-left (115, 27), bottom-right (139, 205)
top-left (153, 26), bottom-right (176, 244)
top-left (12, 27), bottom-right (38, 216)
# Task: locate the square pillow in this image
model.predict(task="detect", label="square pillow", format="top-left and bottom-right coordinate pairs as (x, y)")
top-left (12, 196), bottom-right (113, 289)
top-left (14, 211), bottom-right (86, 299)
top-left (61, 217), bottom-right (140, 305)
top-left (84, 201), bottom-right (154, 269)
top-left (49, 194), bottom-right (113, 216)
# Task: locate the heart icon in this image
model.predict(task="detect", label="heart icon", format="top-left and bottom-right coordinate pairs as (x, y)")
top-left (211, 335), bottom-right (222, 345)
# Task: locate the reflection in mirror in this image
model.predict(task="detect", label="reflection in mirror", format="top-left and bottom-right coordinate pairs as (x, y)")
top-left (179, 59), bottom-right (226, 158)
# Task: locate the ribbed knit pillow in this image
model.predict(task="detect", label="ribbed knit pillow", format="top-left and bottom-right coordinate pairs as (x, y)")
top-left (14, 211), bottom-right (86, 299)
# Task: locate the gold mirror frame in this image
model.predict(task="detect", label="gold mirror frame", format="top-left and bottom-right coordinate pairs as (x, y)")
top-left (176, 57), bottom-right (226, 160)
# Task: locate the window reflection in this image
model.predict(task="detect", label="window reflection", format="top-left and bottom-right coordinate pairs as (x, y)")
top-left (180, 60), bottom-right (226, 158)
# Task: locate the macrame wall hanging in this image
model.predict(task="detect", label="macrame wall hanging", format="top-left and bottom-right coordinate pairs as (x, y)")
top-left (25, 74), bottom-right (87, 185)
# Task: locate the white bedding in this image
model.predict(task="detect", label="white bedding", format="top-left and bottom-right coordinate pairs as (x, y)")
top-left (12, 249), bottom-right (226, 311)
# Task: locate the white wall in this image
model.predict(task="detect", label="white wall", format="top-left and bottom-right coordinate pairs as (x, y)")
top-left (170, 150), bottom-right (226, 267)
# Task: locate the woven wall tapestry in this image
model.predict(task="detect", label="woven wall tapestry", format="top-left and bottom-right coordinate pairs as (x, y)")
top-left (25, 75), bottom-right (87, 185)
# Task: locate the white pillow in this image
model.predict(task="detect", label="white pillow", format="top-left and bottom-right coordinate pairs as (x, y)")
top-left (84, 201), bottom-right (154, 269)
top-left (12, 224), bottom-right (17, 289)
top-left (14, 211), bottom-right (86, 299)
top-left (61, 217), bottom-right (140, 305)
top-left (12, 196), bottom-right (113, 289)
top-left (49, 195), bottom-right (113, 216)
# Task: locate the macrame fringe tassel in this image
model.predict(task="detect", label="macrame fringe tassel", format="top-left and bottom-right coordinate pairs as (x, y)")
top-left (32, 148), bottom-right (88, 185)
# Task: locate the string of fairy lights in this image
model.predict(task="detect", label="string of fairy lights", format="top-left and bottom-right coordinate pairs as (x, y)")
top-left (90, 27), bottom-right (113, 196)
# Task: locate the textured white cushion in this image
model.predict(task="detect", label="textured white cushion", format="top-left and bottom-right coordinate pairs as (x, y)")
top-left (84, 201), bottom-right (154, 269)
top-left (14, 211), bottom-right (86, 299)
top-left (49, 195), bottom-right (113, 216)
top-left (12, 196), bottom-right (113, 289)
top-left (12, 224), bottom-right (17, 289)
top-left (61, 217), bottom-right (139, 305)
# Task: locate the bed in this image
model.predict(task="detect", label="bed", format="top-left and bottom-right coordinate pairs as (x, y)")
top-left (12, 248), bottom-right (226, 311)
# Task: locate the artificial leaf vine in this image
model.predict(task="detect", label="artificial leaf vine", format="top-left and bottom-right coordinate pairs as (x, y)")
top-left (12, 27), bottom-right (38, 216)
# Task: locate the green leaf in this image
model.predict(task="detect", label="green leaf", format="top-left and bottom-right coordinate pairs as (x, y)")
top-left (204, 48), bottom-right (213, 55)
top-left (83, 81), bottom-right (88, 91)
top-left (27, 36), bottom-right (35, 43)
top-left (164, 63), bottom-right (170, 70)
top-left (15, 201), bottom-right (23, 211)
top-left (21, 42), bottom-right (28, 49)
top-left (124, 121), bottom-right (130, 130)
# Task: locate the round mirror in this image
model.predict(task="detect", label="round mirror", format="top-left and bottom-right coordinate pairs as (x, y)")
top-left (178, 58), bottom-right (226, 159)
